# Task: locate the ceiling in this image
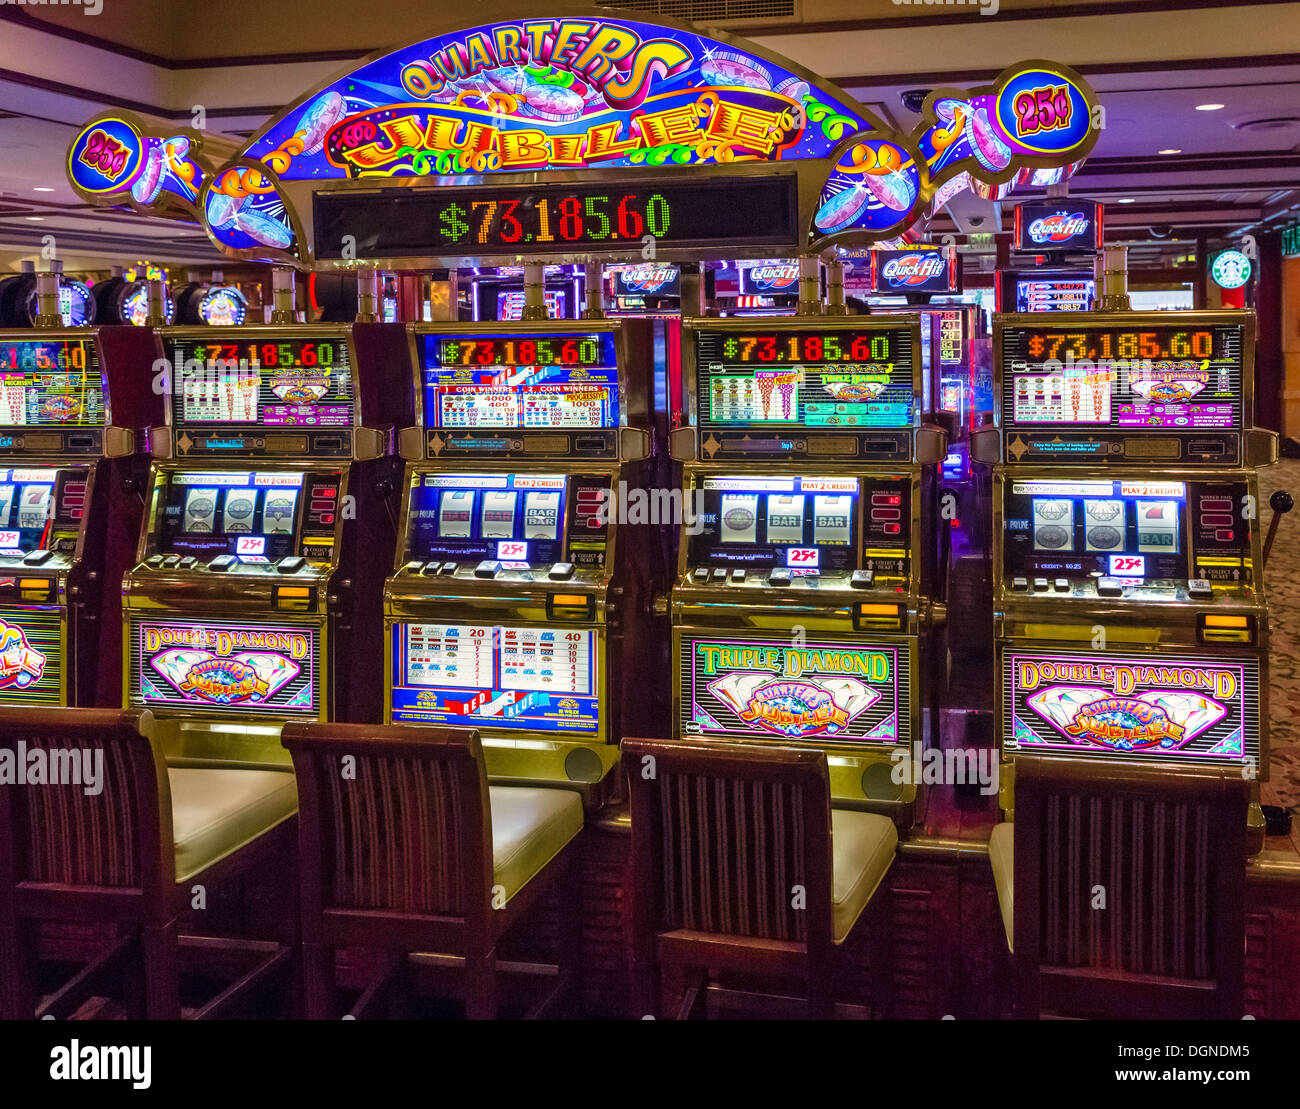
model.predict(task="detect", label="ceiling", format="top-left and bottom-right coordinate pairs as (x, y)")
top-left (2, 0), bottom-right (1299, 269)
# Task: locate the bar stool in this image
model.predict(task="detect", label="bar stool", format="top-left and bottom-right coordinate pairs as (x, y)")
top-left (281, 722), bottom-right (583, 1019)
top-left (624, 737), bottom-right (898, 1019)
top-left (989, 756), bottom-right (1248, 1018)
top-left (0, 708), bottom-right (298, 1019)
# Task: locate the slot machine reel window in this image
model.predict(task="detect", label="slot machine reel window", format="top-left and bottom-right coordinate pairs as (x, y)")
top-left (1003, 326), bottom-right (1244, 431)
top-left (692, 476), bottom-right (860, 573)
top-left (0, 468), bottom-right (82, 556)
top-left (419, 333), bottom-right (619, 430)
top-left (1005, 480), bottom-right (1188, 581)
top-left (154, 471), bottom-right (340, 564)
top-left (0, 339), bottom-right (103, 427)
top-left (408, 473), bottom-right (572, 565)
top-left (167, 337), bottom-right (354, 429)
top-left (694, 327), bottom-right (915, 431)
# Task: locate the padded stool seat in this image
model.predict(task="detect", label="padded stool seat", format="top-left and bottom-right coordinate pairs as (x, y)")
top-left (831, 809), bottom-right (898, 943)
top-left (988, 822), bottom-right (1014, 953)
top-left (489, 786), bottom-right (583, 904)
top-left (169, 767), bottom-right (298, 883)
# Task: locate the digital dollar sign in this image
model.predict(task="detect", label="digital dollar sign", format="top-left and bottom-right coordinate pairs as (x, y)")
top-left (440, 202), bottom-right (470, 243)
top-left (1028, 334), bottom-right (1045, 358)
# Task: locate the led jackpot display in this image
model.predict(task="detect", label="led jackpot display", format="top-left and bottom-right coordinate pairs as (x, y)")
top-left (694, 325), bottom-right (915, 430)
top-left (419, 332), bottom-right (619, 430)
top-left (1004, 650), bottom-right (1259, 765)
top-left (315, 176), bottom-right (799, 258)
top-left (680, 633), bottom-right (908, 746)
top-left (166, 336), bottom-right (354, 428)
top-left (390, 622), bottom-right (599, 734)
top-left (1001, 324), bottom-right (1244, 431)
top-left (0, 339), bottom-right (103, 427)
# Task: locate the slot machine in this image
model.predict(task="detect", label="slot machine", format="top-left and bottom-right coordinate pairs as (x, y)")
top-left (669, 316), bottom-right (947, 822)
top-left (386, 319), bottom-right (656, 798)
top-left (977, 309), bottom-right (1278, 843)
top-left (0, 317), bottom-right (159, 707)
top-left (122, 322), bottom-right (404, 765)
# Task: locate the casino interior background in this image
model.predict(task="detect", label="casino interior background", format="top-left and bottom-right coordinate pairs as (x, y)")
top-left (1, 0), bottom-right (1300, 1022)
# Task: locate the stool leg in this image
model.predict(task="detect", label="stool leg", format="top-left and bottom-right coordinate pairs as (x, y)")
top-left (464, 949), bottom-right (497, 1020)
top-left (0, 914), bottom-right (35, 1019)
top-left (142, 919), bottom-right (181, 1020)
top-left (303, 941), bottom-right (334, 1019)
top-left (558, 854), bottom-right (582, 1014)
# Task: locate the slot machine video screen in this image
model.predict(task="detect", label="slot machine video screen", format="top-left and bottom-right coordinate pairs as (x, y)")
top-left (690, 476), bottom-right (861, 572)
top-left (391, 623), bottom-right (600, 735)
top-left (153, 470), bottom-right (342, 563)
top-left (1004, 479), bottom-right (1188, 580)
top-left (419, 332), bottom-right (619, 430)
top-left (407, 472), bottom-right (611, 568)
top-left (1001, 324), bottom-right (1245, 433)
top-left (694, 326), bottom-right (915, 432)
top-left (166, 336), bottom-right (354, 429)
top-left (0, 467), bottom-right (85, 555)
top-left (0, 339), bottom-right (103, 427)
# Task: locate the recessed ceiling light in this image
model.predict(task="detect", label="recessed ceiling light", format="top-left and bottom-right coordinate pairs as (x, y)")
top-left (25, 216), bottom-right (43, 221)
top-left (32, 186), bottom-right (54, 193)
top-left (1195, 103), bottom-right (1225, 111)
top-left (1118, 198), bottom-right (1136, 204)
top-left (1158, 148), bottom-right (1181, 155)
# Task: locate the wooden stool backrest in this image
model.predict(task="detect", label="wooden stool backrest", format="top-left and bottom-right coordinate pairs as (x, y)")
top-left (1012, 755), bottom-right (1248, 1018)
top-left (625, 738), bottom-right (833, 948)
top-left (0, 708), bottom-right (167, 917)
top-left (281, 723), bottom-right (491, 948)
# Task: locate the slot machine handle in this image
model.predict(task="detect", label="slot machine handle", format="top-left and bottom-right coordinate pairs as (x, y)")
top-left (1263, 490), bottom-right (1293, 569)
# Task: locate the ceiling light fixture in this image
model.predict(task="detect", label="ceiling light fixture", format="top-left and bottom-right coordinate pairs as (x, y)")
top-left (1118, 198), bottom-right (1136, 204)
top-left (1195, 103), bottom-right (1225, 111)
top-left (32, 186), bottom-right (54, 193)
top-left (26, 216), bottom-right (44, 221)
top-left (1158, 148), bottom-right (1181, 154)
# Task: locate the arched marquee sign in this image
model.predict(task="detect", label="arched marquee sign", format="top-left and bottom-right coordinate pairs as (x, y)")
top-left (66, 8), bottom-right (1099, 266)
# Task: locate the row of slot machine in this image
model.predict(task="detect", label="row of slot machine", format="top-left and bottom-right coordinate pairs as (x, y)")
top-left (0, 284), bottom-right (1276, 829)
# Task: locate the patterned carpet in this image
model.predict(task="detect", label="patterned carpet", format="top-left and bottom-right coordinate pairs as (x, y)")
top-left (1259, 459), bottom-right (1300, 814)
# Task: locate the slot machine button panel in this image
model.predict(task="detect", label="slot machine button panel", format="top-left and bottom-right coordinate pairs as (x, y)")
top-left (404, 560), bottom-right (424, 573)
top-left (147, 554), bottom-right (165, 568)
top-left (421, 562), bottom-right (443, 576)
top-left (1187, 578), bottom-right (1214, 599)
top-left (161, 554), bottom-right (181, 569)
top-left (210, 555), bottom-right (236, 572)
top-left (179, 556), bottom-right (197, 569)
top-left (1053, 578), bottom-right (1070, 593)
top-left (730, 569), bottom-right (747, 584)
top-left (440, 562), bottom-right (458, 575)
top-left (474, 560), bottom-right (501, 579)
top-left (769, 569), bottom-right (792, 586)
top-left (1011, 577), bottom-right (1029, 591)
top-left (1097, 577), bottom-right (1122, 597)
top-left (850, 570), bottom-right (874, 589)
top-left (277, 556), bottom-right (306, 574)
top-left (548, 562), bottom-right (575, 581)
top-left (1032, 577), bottom-right (1049, 592)
top-left (711, 567), bottom-right (727, 583)
top-left (692, 567), bottom-right (709, 583)
top-left (22, 549), bottom-right (52, 566)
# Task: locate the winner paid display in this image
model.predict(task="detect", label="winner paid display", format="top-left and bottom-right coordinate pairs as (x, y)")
top-left (122, 323), bottom-right (402, 765)
top-left (671, 318), bottom-right (946, 820)
top-left (978, 304), bottom-right (1279, 842)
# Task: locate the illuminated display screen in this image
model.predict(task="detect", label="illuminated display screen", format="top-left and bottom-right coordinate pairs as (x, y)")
top-left (419, 332), bottom-right (619, 429)
top-left (496, 290), bottom-right (566, 321)
top-left (690, 476), bottom-right (861, 572)
top-left (1004, 650), bottom-right (1259, 765)
top-left (0, 608), bottom-right (63, 706)
top-left (1002, 324), bottom-right (1244, 431)
top-left (0, 468), bottom-right (84, 555)
top-left (0, 339), bottom-right (103, 427)
top-left (121, 283), bottom-right (174, 326)
top-left (197, 286), bottom-right (248, 326)
top-left (166, 336), bottom-right (354, 428)
top-left (1004, 479), bottom-right (1188, 580)
top-left (679, 632), bottom-right (909, 746)
top-left (154, 470), bottom-right (341, 563)
top-left (1015, 278), bottom-right (1093, 313)
top-left (131, 617), bottom-right (319, 716)
top-left (408, 472), bottom-right (610, 568)
top-left (315, 176), bottom-right (799, 258)
top-left (390, 622), bottom-right (599, 734)
top-left (694, 326), bottom-right (915, 430)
